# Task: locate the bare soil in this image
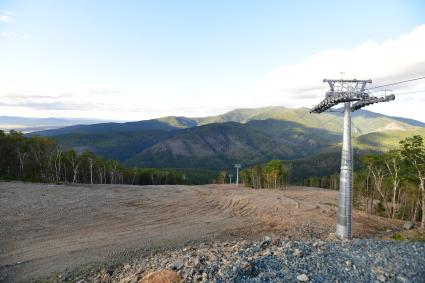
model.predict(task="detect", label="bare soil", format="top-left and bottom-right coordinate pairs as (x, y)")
top-left (0, 182), bottom-right (401, 282)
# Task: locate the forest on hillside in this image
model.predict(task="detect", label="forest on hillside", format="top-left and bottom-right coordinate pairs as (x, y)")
top-left (239, 160), bottom-right (290, 189)
top-left (0, 130), bottom-right (191, 185)
top-left (236, 135), bottom-right (425, 227)
top-left (2, 130), bottom-right (424, 226)
top-left (302, 135), bottom-right (425, 227)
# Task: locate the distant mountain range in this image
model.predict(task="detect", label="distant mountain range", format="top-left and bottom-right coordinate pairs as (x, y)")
top-left (32, 106), bottom-right (425, 136)
top-left (25, 106), bottom-right (425, 171)
top-left (0, 116), bottom-right (110, 133)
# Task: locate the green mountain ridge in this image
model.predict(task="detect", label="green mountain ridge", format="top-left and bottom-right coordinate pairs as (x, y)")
top-left (30, 106), bottom-right (425, 171)
top-left (33, 106), bottom-right (422, 137)
top-left (125, 120), bottom-right (341, 169)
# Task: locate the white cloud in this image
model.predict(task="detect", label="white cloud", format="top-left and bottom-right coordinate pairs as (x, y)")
top-left (0, 30), bottom-right (30, 38)
top-left (0, 14), bottom-right (12, 23)
top-left (257, 24), bottom-right (425, 117)
top-left (0, 10), bottom-right (30, 39)
top-left (2, 10), bottom-right (15, 15)
top-left (0, 10), bottom-right (14, 23)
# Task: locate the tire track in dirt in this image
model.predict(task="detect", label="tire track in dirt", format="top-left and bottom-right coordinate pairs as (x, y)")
top-left (0, 182), bottom-right (403, 282)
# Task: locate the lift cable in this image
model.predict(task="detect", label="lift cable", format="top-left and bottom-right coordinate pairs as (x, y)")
top-left (392, 90), bottom-right (425, 96)
top-left (366, 76), bottom-right (425, 90)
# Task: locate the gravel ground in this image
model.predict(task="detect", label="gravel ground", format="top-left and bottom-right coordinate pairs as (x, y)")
top-left (92, 235), bottom-right (425, 283)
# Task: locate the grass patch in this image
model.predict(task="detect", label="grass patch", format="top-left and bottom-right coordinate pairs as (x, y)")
top-left (390, 230), bottom-right (425, 243)
top-left (321, 202), bottom-right (337, 207)
top-left (391, 232), bottom-right (404, 241)
top-left (410, 231), bottom-right (425, 243)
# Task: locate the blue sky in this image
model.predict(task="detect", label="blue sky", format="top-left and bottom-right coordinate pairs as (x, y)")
top-left (1, 0), bottom-right (425, 121)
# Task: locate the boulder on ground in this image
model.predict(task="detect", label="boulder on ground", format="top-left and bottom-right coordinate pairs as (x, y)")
top-left (403, 221), bottom-right (414, 230)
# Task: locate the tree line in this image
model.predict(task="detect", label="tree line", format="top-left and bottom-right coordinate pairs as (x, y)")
top-left (302, 173), bottom-right (340, 190)
top-left (303, 135), bottom-right (425, 228)
top-left (239, 160), bottom-right (289, 189)
top-left (0, 130), bottom-right (186, 185)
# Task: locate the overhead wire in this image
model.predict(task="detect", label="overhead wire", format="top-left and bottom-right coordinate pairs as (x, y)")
top-left (392, 90), bottom-right (425, 96)
top-left (366, 75), bottom-right (425, 90)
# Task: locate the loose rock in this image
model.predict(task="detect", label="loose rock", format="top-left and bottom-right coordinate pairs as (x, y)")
top-left (377, 274), bottom-right (387, 282)
top-left (141, 270), bottom-right (183, 283)
top-left (90, 237), bottom-right (425, 283)
top-left (403, 221), bottom-right (415, 230)
top-left (293, 248), bottom-right (302, 257)
top-left (297, 273), bottom-right (309, 281)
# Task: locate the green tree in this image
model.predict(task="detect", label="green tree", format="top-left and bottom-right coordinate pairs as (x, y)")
top-left (400, 135), bottom-right (425, 228)
top-left (63, 149), bottom-right (79, 183)
top-left (383, 149), bottom-right (402, 219)
top-left (361, 154), bottom-right (391, 217)
top-left (217, 171), bottom-right (227, 184)
top-left (264, 160), bottom-right (283, 189)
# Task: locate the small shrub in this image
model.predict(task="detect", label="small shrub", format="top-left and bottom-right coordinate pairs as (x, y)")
top-left (391, 232), bottom-right (404, 241)
top-left (410, 231), bottom-right (425, 243)
top-left (375, 201), bottom-right (386, 217)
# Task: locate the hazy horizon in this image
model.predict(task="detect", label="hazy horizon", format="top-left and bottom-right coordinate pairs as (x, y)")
top-left (2, 105), bottom-right (425, 126)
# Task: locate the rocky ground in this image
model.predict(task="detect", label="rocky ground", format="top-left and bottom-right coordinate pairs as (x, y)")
top-left (85, 234), bottom-right (425, 283)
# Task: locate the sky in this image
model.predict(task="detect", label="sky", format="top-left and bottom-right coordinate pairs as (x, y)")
top-left (1, 0), bottom-right (425, 122)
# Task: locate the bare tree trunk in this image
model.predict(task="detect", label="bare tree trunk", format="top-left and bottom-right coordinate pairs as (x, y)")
top-left (385, 157), bottom-right (400, 219)
top-left (72, 165), bottom-right (79, 183)
top-left (55, 149), bottom-right (62, 182)
top-left (392, 179), bottom-right (398, 219)
top-left (372, 170), bottom-right (391, 218)
top-left (420, 178), bottom-right (425, 228)
top-left (97, 168), bottom-right (103, 184)
top-left (413, 200), bottom-right (418, 222)
top-left (16, 148), bottom-right (27, 178)
top-left (401, 196), bottom-right (406, 220)
top-left (110, 170), bottom-right (114, 184)
top-left (397, 186), bottom-right (402, 208)
top-left (131, 170), bottom-right (136, 185)
top-left (103, 166), bottom-right (107, 184)
top-left (89, 158), bottom-right (93, 184)
top-left (365, 173), bottom-right (370, 213)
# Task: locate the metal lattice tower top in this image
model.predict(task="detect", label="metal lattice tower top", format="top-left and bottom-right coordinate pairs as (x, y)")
top-left (310, 79), bottom-right (395, 113)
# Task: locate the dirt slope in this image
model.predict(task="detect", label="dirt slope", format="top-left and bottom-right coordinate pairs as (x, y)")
top-left (0, 182), bottom-right (400, 282)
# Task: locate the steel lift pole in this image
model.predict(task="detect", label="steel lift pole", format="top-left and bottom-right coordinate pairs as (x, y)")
top-left (234, 164), bottom-right (241, 188)
top-left (310, 78), bottom-right (394, 239)
top-left (337, 102), bottom-right (353, 239)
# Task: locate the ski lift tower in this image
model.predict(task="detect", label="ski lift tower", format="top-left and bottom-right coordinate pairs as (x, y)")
top-left (234, 164), bottom-right (241, 188)
top-left (310, 78), bottom-right (395, 239)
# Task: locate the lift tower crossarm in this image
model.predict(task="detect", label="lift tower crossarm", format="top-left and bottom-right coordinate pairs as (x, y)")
top-left (323, 79), bottom-right (372, 83)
